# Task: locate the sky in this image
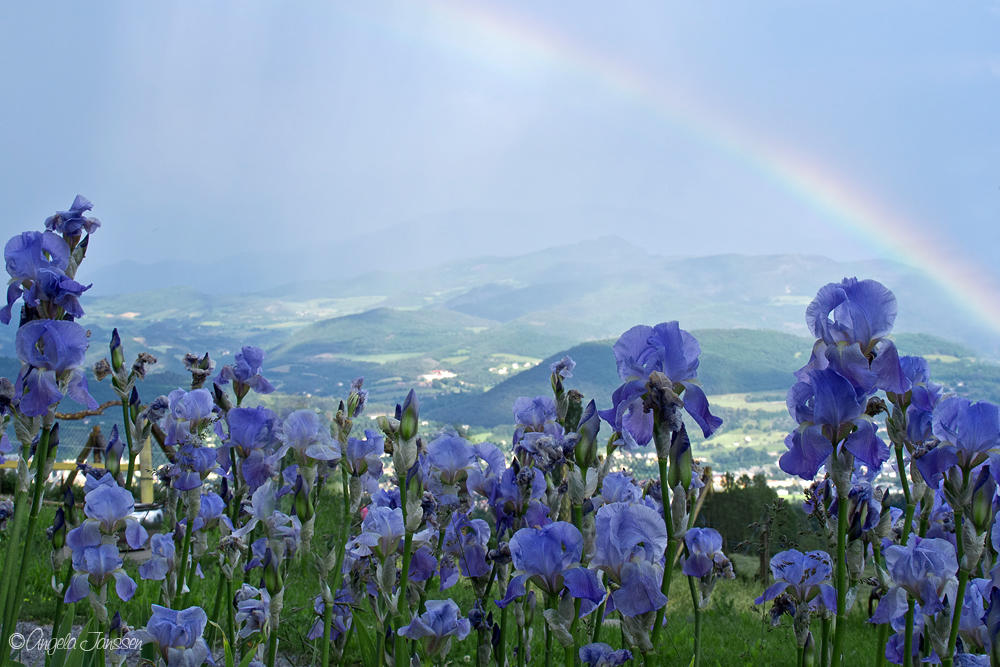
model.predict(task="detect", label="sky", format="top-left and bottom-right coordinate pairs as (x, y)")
top-left (1, 2), bottom-right (999, 303)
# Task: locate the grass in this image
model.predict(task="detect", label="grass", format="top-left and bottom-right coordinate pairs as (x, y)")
top-left (0, 484), bottom-right (886, 666)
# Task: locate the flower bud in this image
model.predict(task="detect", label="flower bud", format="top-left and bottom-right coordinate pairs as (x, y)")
top-left (399, 390), bottom-right (419, 442)
top-left (667, 424), bottom-right (692, 491)
top-left (564, 390), bottom-right (583, 432)
top-left (109, 329), bottom-right (124, 373)
top-left (970, 465), bottom-right (996, 535)
top-left (263, 548), bottom-right (283, 595)
top-left (49, 506), bottom-right (66, 550)
top-left (574, 400), bottom-right (600, 469)
top-left (294, 475), bottom-right (314, 522)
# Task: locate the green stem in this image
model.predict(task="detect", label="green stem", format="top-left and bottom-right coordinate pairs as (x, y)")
top-left (797, 647), bottom-right (805, 667)
top-left (517, 599), bottom-right (526, 667)
top-left (320, 590), bottom-right (333, 667)
top-left (227, 578), bottom-right (236, 656)
top-left (566, 598), bottom-right (581, 667)
top-left (688, 576), bottom-right (702, 667)
top-left (46, 562), bottom-right (74, 667)
top-left (943, 569), bottom-right (971, 667)
top-left (119, 399), bottom-right (136, 491)
top-left (205, 570), bottom-right (227, 649)
top-left (267, 628), bottom-right (279, 667)
top-left (98, 619), bottom-right (107, 667)
top-left (820, 617), bottom-right (830, 667)
top-left (0, 485), bottom-right (29, 652)
top-left (590, 597), bottom-right (607, 644)
top-left (832, 494), bottom-right (848, 667)
top-left (545, 594), bottom-right (554, 667)
top-left (173, 516), bottom-right (195, 609)
top-left (872, 543), bottom-right (889, 667)
top-left (650, 458), bottom-right (676, 652)
top-left (1, 426), bottom-right (51, 665)
top-left (903, 599), bottom-right (915, 667)
top-left (395, 469), bottom-right (414, 667)
top-left (497, 606), bottom-right (508, 667)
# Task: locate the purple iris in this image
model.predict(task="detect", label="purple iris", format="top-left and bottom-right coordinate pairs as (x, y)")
top-left (871, 534), bottom-right (958, 624)
top-left (65, 541), bottom-right (137, 603)
top-left (499, 521), bottom-right (604, 610)
top-left (550, 356), bottom-right (575, 379)
top-left (219, 406), bottom-right (277, 459)
top-left (799, 277), bottom-right (908, 394)
top-left (127, 605), bottom-right (211, 667)
top-left (516, 429), bottom-right (568, 473)
top-left (162, 388), bottom-right (216, 446)
top-left (755, 549), bottom-right (838, 614)
top-left (170, 444), bottom-right (221, 491)
top-left (2, 230), bottom-right (90, 324)
top-left (592, 471), bottom-right (643, 510)
top-left (397, 599), bottom-right (471, 658)
top-left (360, 505), bottom-right (405, 560)
top-left (440, 512), bottom-right (491, 589)
top-left (44, 195), bottom-right (101, 237)
top-left (494, 464), bottom-right (548, 537)
top-left (828, 463), bottom-right (885, 539)
top-left (913, 397), bottom-right (1000, 484)
top-left (591, 502), bottom-right (668, 617)
top-left (682, 528), bottom-right (732, 579)
top-left (512, 396), bottom-right (559, 446)
top-left (427, 433), bottom-right (474, 485)
top-left (14, 319), bottom-right (97, 416)
top-left (139, 533), bottom-right (176, 581)
top-left (77, 483), bottom-right (148, 548)
top-left (215, 346), bottom-right (274, 402)
top-left (579, 643), bottom-right (633, 667)
top-left (279, 409), bottom-right (340, 464)
top-left (780, 368), bottom-right (889, 480)
top-left (345, 429), bottom-right (384, 492)
top-left (307, 588), bottom-right (353, 642)
top-left (235, 585), bottom-right (270, 638)
top-left (466, 442), bottom-right (506, 506)
top-left (599, 321), bottom-right (722, 446)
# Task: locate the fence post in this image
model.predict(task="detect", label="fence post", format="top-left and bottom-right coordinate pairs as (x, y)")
top-left (139, 435), bottom-right (153, 504)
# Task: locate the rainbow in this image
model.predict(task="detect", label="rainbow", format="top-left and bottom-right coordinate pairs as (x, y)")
top-left (348, 1), bottom-right (1000, 335)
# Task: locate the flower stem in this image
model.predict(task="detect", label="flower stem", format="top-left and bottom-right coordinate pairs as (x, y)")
top-left (266, 628), bottom-right (279, 667)
top-left (119, 399), bottom-right (136, 492)
top-left (45, 562), bottom-right (74, 667)
top-left (590, 597), bottom-right (607, 644)
top-left (832, 493), bottom-right (848, 667)
top-left (872, 543), bottom-right (889, 667)
top-left (497, 606), bottom-right (508, 667)
top-left (544, 593), bottom-right (554, 667)
top-left (943, 568), bottom-right (970, 667)
top-left (205, 570), bottom-right (227, 649)
top-left (0, 426), bottom-right (51, 665)
top-left (173, 517), bottom-right (195, 609)
top-left (903, 598), bottom-right (915, 667)
top-left (227, 578), bottom-right (236, 655)
top-left (650, 458), bottom-right (676, 652)
top-left (797, 647), bottom-right (804, 667)
top-left (820, 617), bottom-right (830, 667)
top-left (565, 598), bottom-right (581, 667)
top-left (394, 470), bottom-right (414, 667)
top-left (688, 575), bottom-right (702, 667)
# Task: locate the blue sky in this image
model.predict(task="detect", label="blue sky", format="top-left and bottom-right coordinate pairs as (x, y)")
top-left (1, 1), bottom-right (998, 291)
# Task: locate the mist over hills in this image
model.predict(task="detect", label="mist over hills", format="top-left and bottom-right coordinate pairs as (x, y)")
top-left (0, 235), bottom-right (996, 434)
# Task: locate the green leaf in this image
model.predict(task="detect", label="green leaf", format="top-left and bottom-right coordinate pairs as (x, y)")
top-left (48, 603), bottom-right (76, 667)
top-left (62, 617), bottom-right (93, 667)
top-left (207, 621), bottom-right (233, 667)
top-left (354, 611), bottom-right (377, 667)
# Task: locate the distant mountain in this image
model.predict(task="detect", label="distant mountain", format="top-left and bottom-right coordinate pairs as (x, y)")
top-left (421, 330), bottom-right (999, 428)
